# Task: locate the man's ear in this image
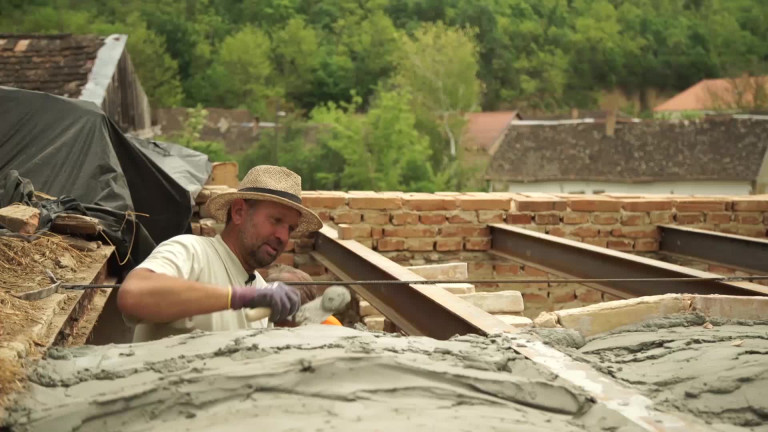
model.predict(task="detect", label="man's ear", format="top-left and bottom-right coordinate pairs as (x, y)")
top-left (229, 199), bottom-right (247, 224)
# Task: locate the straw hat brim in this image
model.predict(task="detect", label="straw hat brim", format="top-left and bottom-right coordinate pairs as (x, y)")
top-left (205, 191), bottom-right (323, 234)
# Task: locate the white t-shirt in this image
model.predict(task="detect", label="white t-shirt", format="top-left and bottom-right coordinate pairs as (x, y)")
top-left (130, 234), bottom-right (268, 342)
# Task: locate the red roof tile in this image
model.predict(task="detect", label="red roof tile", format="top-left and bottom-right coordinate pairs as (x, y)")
top-left (462, 111), bottom-right (521, 151)
top-left (655, 76), bottom-right (768, 112)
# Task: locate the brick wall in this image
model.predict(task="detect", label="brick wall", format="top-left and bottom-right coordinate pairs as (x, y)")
top-left (292, 192), bottom-right (768, 317)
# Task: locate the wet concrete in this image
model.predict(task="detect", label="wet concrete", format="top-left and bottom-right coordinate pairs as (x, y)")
top-left (557, 315), bottom-right (768, 431)
top-left (0, 326), bottom-right (628, 432)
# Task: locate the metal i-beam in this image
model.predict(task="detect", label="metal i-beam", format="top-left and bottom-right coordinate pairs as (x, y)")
top-left (312, 226), bottom-right (512, 339)
top-left (490, 224), bottom-right (768, 297)
top-left (659, 225), bottom-right (768, 275)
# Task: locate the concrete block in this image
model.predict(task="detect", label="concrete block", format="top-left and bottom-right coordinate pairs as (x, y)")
top-left (363, 316), bottom-right (385, 331)
top-left (554, 294), bottom-right (689, 337)
top-left (494, 315), bottom-right (533, 328)
top-left (358, 301), bottom-right (380, 317)
top-left (407, 262), bottom-right (468, 280)
top-left (457, 291), bottom-right (524, 314)
top-left (690, 295), bottom-right (768, 321)
top-left (436, 283), bottom-right (475, 295)
top-left (534, 312), bottom-right (559, 328)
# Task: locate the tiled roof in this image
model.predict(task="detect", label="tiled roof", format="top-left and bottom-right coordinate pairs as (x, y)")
top-left (655, 76), bottom-right (768, 112)
top-left (462, 111), bottom-right (521, 152)
top-left (0, 33), bottom-right (104, 98)
top-left (487, 118), bottom-right (768, 182)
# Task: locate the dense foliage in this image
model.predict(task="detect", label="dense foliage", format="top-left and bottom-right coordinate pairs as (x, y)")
top-left (3, 0), bottom-right (766, 190)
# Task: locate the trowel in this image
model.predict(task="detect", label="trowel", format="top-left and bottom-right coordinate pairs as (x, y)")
top-left (244, 285), bottom-right (351, 325)
top-left (13, 270), bottom-right (119, 301)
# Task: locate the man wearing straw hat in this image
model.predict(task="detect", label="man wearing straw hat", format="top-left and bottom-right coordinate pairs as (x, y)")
top-left (119, 165), bottom-right (323, 342)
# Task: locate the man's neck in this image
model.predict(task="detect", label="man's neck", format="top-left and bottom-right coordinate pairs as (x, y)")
top-left (220, 226), bottom-right (254, 274)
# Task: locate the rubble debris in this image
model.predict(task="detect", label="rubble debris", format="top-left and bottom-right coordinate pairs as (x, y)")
top-left (0, 204), bottom-right (39, 235)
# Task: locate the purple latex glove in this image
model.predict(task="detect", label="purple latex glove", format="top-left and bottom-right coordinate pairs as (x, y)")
top-left (230, 282), bottom-right (301, 322)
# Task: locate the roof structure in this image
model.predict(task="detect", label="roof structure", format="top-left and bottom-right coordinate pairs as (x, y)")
top-left (486, 117), bottom-right (768, 182)
top-left (655, 76), bottom-right (768, 112)
top-left (0, 33), bottom-right (105, 98)
top-left (462, 111), bottom-right (521, 153)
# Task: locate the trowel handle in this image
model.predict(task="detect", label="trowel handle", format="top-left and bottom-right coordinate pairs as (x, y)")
top-left (244, 307), bottom-right (271, 322)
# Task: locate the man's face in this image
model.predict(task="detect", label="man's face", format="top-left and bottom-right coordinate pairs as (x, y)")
top-left (236, 200), bottom-right (300, 270)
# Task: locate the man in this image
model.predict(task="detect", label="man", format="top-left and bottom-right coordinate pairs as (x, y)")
top-left (118, 165), bottom-right (323, 342)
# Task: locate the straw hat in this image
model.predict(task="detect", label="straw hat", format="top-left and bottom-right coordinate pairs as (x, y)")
top-left (205, 165), bottom-right (322, 233)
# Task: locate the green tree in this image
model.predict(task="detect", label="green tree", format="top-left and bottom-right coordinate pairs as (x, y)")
top-left (164, 106), bottom-right (231, 162)
top-left (310, 89), bottom-right (434, 191)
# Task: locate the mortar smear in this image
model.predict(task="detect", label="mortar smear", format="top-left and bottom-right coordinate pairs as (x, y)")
top-left (0, 326), bottom-right (630, 432)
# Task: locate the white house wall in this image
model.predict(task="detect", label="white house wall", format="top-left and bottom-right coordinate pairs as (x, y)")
top-left (493, 180), bottom-right (752, 195)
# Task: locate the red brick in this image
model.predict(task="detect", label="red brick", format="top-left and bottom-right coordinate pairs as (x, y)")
top-left (402, 194), bottom-right (456, 211)
top-left (506, 212), bottom-right (532, 225)
top-left (512, 196), bottom-right (566, 212)
top-left (576, 287), bottom-right (602, 303)
top-left (301, 194), bottom-right (346, 209)
top-left (348, 195), bottom-right (402, 210)
top-left (457, 195), bottom-right (511, 210)
top-left (478, 211), bottom-right (505, 223)
top-left (734, 212), bottom-right (762, 225)
top-left (383, 226), bottom-right (437, 237)
top-left (550, 288), bottom-right (576, 303)
top-left (524, 266), bottom-right (548, 277)
top-left (563, 212), bottom-right (589, 224)
top-left (363, 212), bottom-right (390, 225)
top-left (708, 264), bottom-right (736, 275)
top-left (420, 213), bottom-right (447, 225)
top-left (377, 238), bottom-right (405, 251)
top-left (607, 239), bottom-right (634, 251)
top-left (567, 197), bottom-right (622, 212)
top-left (405, 238), bottom-right (435, 251)
top-left (391, 212), bottom-right (419, 225)
top-left (613, 226), bottom-right (660, 239)
top-left (548, 226), bottom-right (567, 237)
top-left (621, 212), bottom-right (648, 226)
top-left (190, 222), bottom-right (201, 236)
top-left (522, 293), bottom-right (549, 303)
top-left (650, 211), bottom-right (674, 224)
top-left (316, 210), bottom-right (331, 222)
top-left (469, 262), bottom-right (493, 277)
top-left (439, 225), bottom-right (490, 237)
top-left (737, 226), bottom-right (767, 237)
top-left (674, 199), bottom-right (727, 212)
top-left (732, 198), bottom-right (768, 211)
top-left (534, 212), bottom-right (560, 225)
top-left (634, 239), bottom-right (659, 251)
top-left (436, 238), bottom-right (463, 251)
top-left (494, 263), bottom-right (520, 275)
top-left (448, 211), bottom-right (477, 223)
top-left (274, 253), bottom-right (294, 266)
top-left (622, 199), bottom-right (673, 212)
top-left (569, 226), bottom-right (599, 238)
top-left (591, 212), bottom-right (620, 225)
top-left (338, 224), bottom-right (371, 239)
top-left (706, 213), bottom-right (732, 225)
top-left (332, 211), bottom-right (362, 224)
top-left (298, 263), bottom-right (326, 276)
top-left (675, 212), bottom-right (703, 225)
top-left (582, 238), bottom-right (607, 248)
top-left (371, 227), bottom-right (383, 239)
top-left (465, 237), bottom-right (491, 251)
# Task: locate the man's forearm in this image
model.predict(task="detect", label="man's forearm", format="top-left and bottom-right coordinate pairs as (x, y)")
top-left (118, 268), bottom-right (229, 323)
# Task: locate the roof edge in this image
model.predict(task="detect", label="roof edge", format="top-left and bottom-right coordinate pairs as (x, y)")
top-left (79, 34), bottom-right (127, 106)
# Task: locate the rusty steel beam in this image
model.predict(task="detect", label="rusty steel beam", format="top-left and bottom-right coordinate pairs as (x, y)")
top-left (659, 225), bottom-right (768, 275)
top-left (490, 224), bottom-right (768, 297)
top-left (313, 226), bottom-right (513, 339)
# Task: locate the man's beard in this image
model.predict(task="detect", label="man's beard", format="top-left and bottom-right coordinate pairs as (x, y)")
top-left (248, 242), bottom-right (281, 269)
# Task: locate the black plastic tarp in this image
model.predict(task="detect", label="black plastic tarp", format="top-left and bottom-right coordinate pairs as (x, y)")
top-left (0, 86), bottom-right (210, 245)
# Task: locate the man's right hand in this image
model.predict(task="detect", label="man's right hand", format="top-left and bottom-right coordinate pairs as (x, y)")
top-left (230, 282), bottom-right (301, 322)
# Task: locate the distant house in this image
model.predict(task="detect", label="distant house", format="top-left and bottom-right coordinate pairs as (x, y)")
top-left (486, 117), bottom-right (768, 195)
top-left (654, 76), bottom-right (768, 116)
top-left (0, 33), bottom-right (150, 133)
top-left (154, 107), bottom-right (260, 154)
top-left (460, 111), bottom-right (522, 175)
